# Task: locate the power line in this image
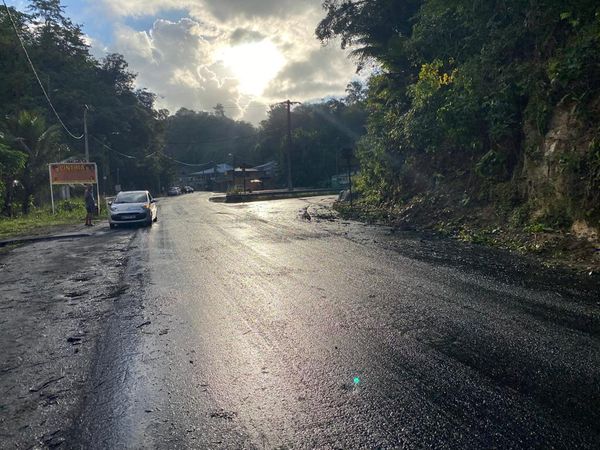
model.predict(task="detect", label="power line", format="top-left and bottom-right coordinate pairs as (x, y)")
top-left (93, 136), bottom-right (207, 167)
top-left (219, 105), bottom-right (270, 109)
top-left (93, 128), bottom-right (276, 165)
top-left (92, 138), bottom-right (215, 167)
top-left (162, 126), bottom-right (285, 146)
top-left (160, 154), bottom-right (215, 168)
top-left (91, 135), bottom-right (136, 159)
top-left (2, 0), bottom-right (84, 140)
top-left (164, 134), bottom-right (259, 146)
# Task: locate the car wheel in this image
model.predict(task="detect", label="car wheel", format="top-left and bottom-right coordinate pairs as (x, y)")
top-left (153, 215), bottom-right (158, 222)
top-left (109, 223), bottom-right (116, 229)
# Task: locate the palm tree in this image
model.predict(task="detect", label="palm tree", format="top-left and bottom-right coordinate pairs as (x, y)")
top-left (2, 111), bottom-right (62, 214)
top-left (0, 141), bottom-right (27, 217)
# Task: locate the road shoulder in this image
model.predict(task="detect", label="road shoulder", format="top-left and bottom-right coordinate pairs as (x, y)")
top-left (0, 229), bottom-right (134, 448)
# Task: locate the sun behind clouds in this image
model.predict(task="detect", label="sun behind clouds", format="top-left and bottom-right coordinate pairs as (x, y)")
top-left (217, 40), bottom-right (286, 97)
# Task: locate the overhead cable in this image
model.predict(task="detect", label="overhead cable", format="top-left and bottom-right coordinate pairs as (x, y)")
top-left (2, 0), bottom-right (84, 140)
top-left (163, 126), bottom-right (284, 146)
top-left (160, 154), bottom-right (215, 167)
top-left (164, 134), bottom-right (259, 146)
top-left (91, 136), bottom-right (136, 159)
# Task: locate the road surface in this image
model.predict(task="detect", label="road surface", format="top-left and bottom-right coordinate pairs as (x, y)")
top-left (63, 193), bottom-right (600, 448)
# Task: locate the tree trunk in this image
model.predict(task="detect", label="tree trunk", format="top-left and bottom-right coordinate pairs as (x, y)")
top-left (2, 178), bottom-right (15, 217)
top-left (21, 183), bottom-right (32, 215)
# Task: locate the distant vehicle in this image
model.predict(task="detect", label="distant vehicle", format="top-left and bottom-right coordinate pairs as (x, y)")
top-left (183, 186), bottom-right (194, 193)
top-left (108, 190), bottom-right (157, 228)
top-left (167, 186), bottom-right (181, 196)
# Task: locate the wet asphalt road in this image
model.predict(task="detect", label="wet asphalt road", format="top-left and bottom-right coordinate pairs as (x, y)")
top-left (75, 193), bottom-right (599, 449)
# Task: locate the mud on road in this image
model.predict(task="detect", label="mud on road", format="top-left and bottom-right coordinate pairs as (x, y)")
top-left (0, 229), bottom-right (135, 448)
top-left (1, 194), bottom-right (599, 449)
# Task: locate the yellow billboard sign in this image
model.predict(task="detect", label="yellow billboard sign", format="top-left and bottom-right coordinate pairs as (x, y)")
top-left (49, 163), bottom-right (97, 185)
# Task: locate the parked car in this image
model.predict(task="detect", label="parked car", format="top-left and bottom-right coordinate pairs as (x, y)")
top-left (167, 186), bottom-right (181, 196)
top-left (183, 185), bottom-right (194, 193)
top-left (108, 190), bottom-right (157, 228)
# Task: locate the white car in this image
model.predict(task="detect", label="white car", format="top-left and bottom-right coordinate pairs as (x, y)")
top-left (108, 190), bottom-right (158, 228)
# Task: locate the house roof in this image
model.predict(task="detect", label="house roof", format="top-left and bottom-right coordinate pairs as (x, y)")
top-left (189, 163), bottom-right (232, 176)
top-left (189, 160), bottom-right (277, 176)
top-left (253, 161), bottom-right (278, 171)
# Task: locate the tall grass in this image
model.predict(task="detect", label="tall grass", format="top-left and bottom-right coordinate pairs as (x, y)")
top-left (0, 199), bottom-right (91, 239)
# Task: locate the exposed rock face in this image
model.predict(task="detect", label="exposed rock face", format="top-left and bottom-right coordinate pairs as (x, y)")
top-left (571, 220), bottom-right (599, 243)
top-left (522, 100), bottom-right (599, 241)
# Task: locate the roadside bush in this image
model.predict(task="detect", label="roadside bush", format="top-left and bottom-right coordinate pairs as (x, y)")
top-left (0, 199), bottom-right (87, 238)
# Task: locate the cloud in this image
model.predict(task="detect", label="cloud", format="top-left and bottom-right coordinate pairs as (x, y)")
top-left (97, 0), bottom-right (188, 18)
top-left (99, 0), bottom-right (321, 21)
top-left (112, 19), bottom-right (240, 113)
top-left (228, 28), bottom-right (266, 45)
top-left (264, 46), bottom-right (356, 99)
top-left (94, 1), bottom-right (356, 124)
top-left (199, 0), bottom-right (320, 21)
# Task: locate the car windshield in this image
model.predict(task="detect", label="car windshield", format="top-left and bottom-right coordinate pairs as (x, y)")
top-left (114, 192), bottom-right (147, 203)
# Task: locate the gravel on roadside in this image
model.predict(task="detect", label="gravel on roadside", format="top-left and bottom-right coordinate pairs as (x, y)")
top-left (0, 229), bottom-right (134, 448)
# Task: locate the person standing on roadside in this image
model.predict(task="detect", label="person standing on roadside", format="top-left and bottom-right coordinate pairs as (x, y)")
top-left (84, 185), bottom-right (96, 226)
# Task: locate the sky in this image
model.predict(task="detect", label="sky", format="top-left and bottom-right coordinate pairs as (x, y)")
top-left (6, 0), bottom-right (360, 124)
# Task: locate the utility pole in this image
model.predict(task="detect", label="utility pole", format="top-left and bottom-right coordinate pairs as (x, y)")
top-left (342, 147), bottom-right (354, 208)
top-left (278, 99), bottom-right (301, 191)
top-left (228, 153), bottom-right (235, 191)
top-left (286, 100), bottom-right (292, 191)
top-left (83, 105), bottom-right (89, 162)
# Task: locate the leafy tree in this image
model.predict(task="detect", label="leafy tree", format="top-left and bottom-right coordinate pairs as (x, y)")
top-left (28, 0), bottom-right (89, 57)
top-left (0, 5), bottom-right (34, 117)
top-left (0, 1), bottom-right (170, 204)
top-left (317, 0), bottom-right (600, 226)
top-left (344, 81), bottom-right (367, 105)
top-left (2, 111), bottom-right (61, 213)
top-left (213, 103), bottom-right (225, 117)
top-left (164, 108), bottom-right (257, 170)
top-left (100, 53), bottom-right (136, 94)
top-left (0, 141), bottom-right (27, 216)
top-left (256, 98), bottom-right (367, 187)
top-left (317, 0), bottom-right (422, 71)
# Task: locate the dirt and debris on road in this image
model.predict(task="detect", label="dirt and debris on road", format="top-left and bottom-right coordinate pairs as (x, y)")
top-left (2, 194), bottom-right (599, 448)
top-left (330, 196), bottom-right (600, 275)
top-left (0, 229), bottom-right (134, 449)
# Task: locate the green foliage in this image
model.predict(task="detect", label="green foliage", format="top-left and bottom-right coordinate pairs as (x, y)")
top-left (547, 10), bottom-right (600, 105)
top-left (1, 111), bottom-right (62, 214)
top-left (476, 150), bottom-right (508, 181)
top-left (255, 96), bottom-right (367, 188)
top-left (565, 138), bottom-right (600, 223)
top-left (318, 0), bottom-right (600, 227)
top-left (0, 141), bottom-right (27, 216)
top-left (509, 204), bottom-right (531, 228)
top-left (0, 1), bottom-right (168, 213)
top-left (165, 108), bottom-right (257, 169)
top-left (0, 198), bottom-right (86, 238)
top-left (524, 222), bottom-right (546, 234)
top-left (540, 203), bottom-right (574, 230)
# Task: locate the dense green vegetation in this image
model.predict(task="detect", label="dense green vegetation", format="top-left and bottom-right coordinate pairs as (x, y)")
top-left (256, 93), bottom-right (367, 187)
top-left (318, 0), bottom-right (600, 230)
top-left (164, 89), bottom-right (367, 188)
top-left (5, 0), bottom-right (596, 241)
top-left (0, 0), bottom-right (367, 220)
top-left (0, 198), bottom-right (86, 238)
top-left (0, 0), bottom-right (169, 215)
top-left (164, 108), bottom-right (257, 170)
